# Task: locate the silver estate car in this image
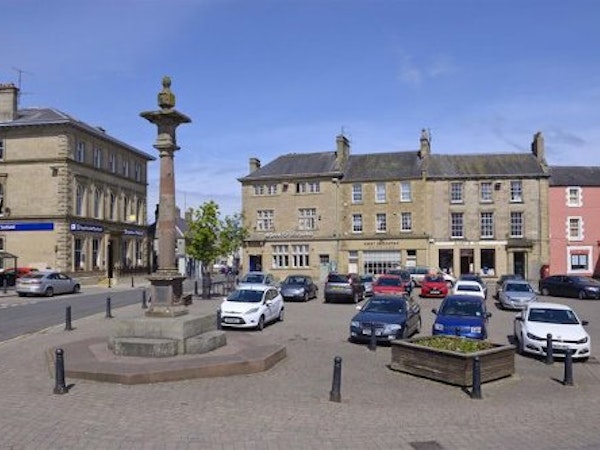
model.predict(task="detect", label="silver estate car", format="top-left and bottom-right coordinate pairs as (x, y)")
top-left (16, 271), bottom-right (81, 297)
top-left (498, 280), bottom-right (537, 310)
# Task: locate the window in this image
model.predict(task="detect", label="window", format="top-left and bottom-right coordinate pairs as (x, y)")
top-left (480, 212), bottom-right (494, 238)
top-left (267, 184), bottom-right (277, 195)
top-left (0, 138), bottom-right (4, 160)
top-left (480, 249), bottom-right (496, 275)
top-left (109, 192), bottom-right (116, 220)
top-left (254, 184), bottom-right (277, 195)
top-left (510, 180), bottom-right (523, 202)
top-left (400, 181), bottom-right (412, 202)
top-left (122, 159), bottom-right (130, 177)
top-left (93, 147), bottom-right (103, 168)
top-left (567, 187), bottom-right (582, 207)
top-left (0, 183), bottom-right (4, 216)
top-left (92, 239), bottom-right (100, 269)
top-left (136, 199), bottom-right (143, 224)
top-left (254, 185), bottom-right (264, 196)
top-left (298, 208), bottom-right (316, 230)
top-left (272, 244), bottom-right (289, 268)
top-left (135, 240), bottom-right (142, 266)
top-left (76, 184), bottom-right (85, 216)
top-left (400, 212), bottom-right (412, 232)
top-left (352, 214), bottom-right (363, 233)
top-left (257, 210), bottom-right (274, 231)
top-left (450, 182), bottom-right (463, 203)
top-left (375, 183), bottom-right (386, 203)
top-left (296, 181), bottom-right (320, 193)
top-left (93, 188), bottom-right (102, 218)
top-left (568, 248), bottom-right (591, 272)
top-left (76, 141), bottom-right (86, 163)
top-left (480, 182), bottom-right (492, 202)
top-left (510, 212), bottom-right (523, 238)
top-left (74, 238), bottom-right (84, 271)
top-left (0, 237), bottom-right (4, 269)
top-left (451, 213), bottom-right (464, 238)
top-left (376, 213), bottom-right (387, 233)
top-left (567, 217), bottom-right (583, 241)
top-left (108, 153), bottom-right (116, 173)
top-left (291, 244), bottom-right (309, 268)
top-left (134, 162), bottom-right (142, 182)
top-left (352, 184), bottom-right (363, 203)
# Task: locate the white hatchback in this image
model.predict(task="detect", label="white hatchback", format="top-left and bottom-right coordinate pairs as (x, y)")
top-left (219, 285), bottom-right (284, 331)
top-left (451, 280), bottom-right (486, 300)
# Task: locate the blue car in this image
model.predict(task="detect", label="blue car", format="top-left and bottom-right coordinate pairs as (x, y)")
top-left (431, 295), bottom-right (491, 340)
top-left (349, 294), bottom-right (421, 344)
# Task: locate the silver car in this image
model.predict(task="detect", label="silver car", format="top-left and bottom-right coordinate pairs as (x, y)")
top-left (498, 280), bottom-right (536, 310)
top-left (16, 271), bottom-right (81, 297)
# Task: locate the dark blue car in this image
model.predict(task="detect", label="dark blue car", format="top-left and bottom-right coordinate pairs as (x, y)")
top-left (431, 295), bottom-right (491, 340)
top-left (349, 294), bottom-right (421, 344)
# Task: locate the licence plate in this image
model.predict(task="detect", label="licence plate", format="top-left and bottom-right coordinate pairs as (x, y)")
top-left (363, 329), bottom-right (382, 336)
top-left (223, 317), bottom-right (242, 324)
top-left (431, 289), bottom-right (439, 294)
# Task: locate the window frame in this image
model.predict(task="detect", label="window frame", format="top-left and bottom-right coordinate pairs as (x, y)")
top-left (451, 212), bottom-right (464, 238)
top-left (566, 187), bottom-right (582, 207)
top-left (510, 180), bottom-right (523, 203)
top-left (76, 141), bottom-right (86, 163)
top-left (375, 183), bottom-right (386, 203)
top-left (480, 212), bottom-right (494, 239)
top-left (400, 181), bottom-right (412, 202)
top-left (298, 208), bottom-right (317, 230)
top-left (567, 216), bottom-right (583, 241)
top-left (400, 212), bottom-right (412, 232)
top-left (352, 184), bottom-right (363, 204)
top-left (510, 211), bottom-right (524, 238)
top-left (257, 209), bottom-right (274, 231)
top-left (450, 182), bottom-right (464, 204)
top-left (376, 213), bottom-right (387, 233)
top-left (352, 214), bottom-right (363, 233)
top-left (480, 181), bottom-right (493, 203)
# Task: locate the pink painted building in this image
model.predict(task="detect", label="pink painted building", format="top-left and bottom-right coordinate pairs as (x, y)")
top-left (548, 167), bottom-right (600, 277)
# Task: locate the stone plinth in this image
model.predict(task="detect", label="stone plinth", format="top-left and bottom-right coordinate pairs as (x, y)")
top-left (146, 271), bottom-right (189, 317)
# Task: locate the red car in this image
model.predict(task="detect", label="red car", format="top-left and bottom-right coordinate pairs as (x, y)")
top-left (420, 274), bottom-right (449, 298)
top-left (372, 275), bottom-right (406, 295)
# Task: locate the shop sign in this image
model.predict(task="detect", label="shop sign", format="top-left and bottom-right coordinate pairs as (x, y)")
top-left (70, 223), bottom-right (104, 233)
top-left (264, 230), bottom-right (313, 239)
top-left (0, 222), bottom-right (54, 231)
top-left (124, 229), bottom-right (145, 236)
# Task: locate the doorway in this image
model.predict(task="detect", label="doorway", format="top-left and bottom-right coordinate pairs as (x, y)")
top-left (249, 255), bottom-right (262, 272)
top-left (460, 249), bottom-right (474, 275)
top-left (513, 252), bottom-right (526, 278)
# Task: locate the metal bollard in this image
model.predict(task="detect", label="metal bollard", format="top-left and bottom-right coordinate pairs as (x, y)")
top-left (471, 356), bottom-right (483, 399)
top-left (108, 277), bottom-right (112, 289)
top-left (216, 309), bottom-right (222, 330)
top-left (142, 290), bottom-right (148, 309)
top-left (131, 276), bottom-right (134, 288)
top-left (545, 333), bottom-right (554, 364)
top-left (329, 356), bottom-right (342, 403)
top-left (3, 278), bottom-right (7, 294)
top-left (105, 296), bottom-right (113, 319)
top-left (65, 306), bottom-right (73, 331)
top-left (563, 349), bottom-right (574, 386)
top-left (53, 348), bottom-right (69, 394)
top-left (368, 323), bottom-right (377, 351)
top-left (194, 280), bottom-right (199, 296)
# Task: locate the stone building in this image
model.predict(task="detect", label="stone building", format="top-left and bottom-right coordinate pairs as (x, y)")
top-left (239, 131), bottom-right (550, 284)
top-left (0, 83), bottom-right (154, 281)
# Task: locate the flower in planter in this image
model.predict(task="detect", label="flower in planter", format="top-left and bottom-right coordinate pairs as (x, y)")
top-left (413, 335), bottom-right (495, 354)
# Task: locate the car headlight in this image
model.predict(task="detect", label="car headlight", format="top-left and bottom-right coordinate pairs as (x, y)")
top-left (576, 336), bottom-right (589, 344)
top-left (586, 287), bottom-right (599, 292)
top-left (383, 324), bottom-right (402, 333)
top-left (470, 326), bottom-right (482, 334)
top-left (245, 307), bottom-right (260, 315)
top-left (350, 320), bottom-right (360, 328)
top-left (526, 332), bottom-right (544, 341)
top-left (433, 323), bottom-right (444, 331)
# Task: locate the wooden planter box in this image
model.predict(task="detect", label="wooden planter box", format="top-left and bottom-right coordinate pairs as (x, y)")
top-left (390, 336), bottom-right (515, 387)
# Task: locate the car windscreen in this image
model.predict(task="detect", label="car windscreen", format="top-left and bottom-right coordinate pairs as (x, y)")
top-left (506, 283), bottom-right (533, 292)
top-left (360, 276), bottom-right (374, 282)
top-left (440, 299), bottom-right (483, 317)
top-left (240, 275), bottom-right (264, 283)
top-left (363, 298), bottom-right (405, 314)
top-left (424, 276), bottom-right (444, 283)
top-left (572, 276), bottom-right (600, 286)
top-left (327, 274), bottom-right (348, 283)
top-left (284, 277), bottom-right (305, 285)
top-left (21, 273), bottom-right (45, 280)
top-left (528, 308), bottom-right (579, 324)
top-left (456, 284), bottom-right (481, 292)
top-left (376, 277), bottom-right (402, 286)
top-left (226, 289), bottom-right (263, 303)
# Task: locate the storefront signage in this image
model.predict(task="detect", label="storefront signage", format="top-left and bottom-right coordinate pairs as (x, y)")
top-left (264, 230), bottom-right (313, 239)
top-left (0, 222), bottom-right (54, 231)
top-left (364, 240), bottom-right (401, 247)
top-left (124, 229), bottom-right (145, 236)
top-left (70, 223), bottom-right (104, 233)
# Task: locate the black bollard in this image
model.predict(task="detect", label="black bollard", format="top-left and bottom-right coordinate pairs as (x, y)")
top-left (3, 278), bottom-right (7, 294)
top-left (194, 280), bottom-right (199, 296)
top-left (105, 296), bottom-right (113, 319)
top-left (545, 333), bottom-right (554, 364)
top-left (216, 309), bottom-right (222, 330)
top-left (563, 349), bottom-right (574, 386)
top-left (329, 356), bottom-right (342, 403)
top-left (65, 306), bottom-right (73, 331)
top-left (471, 356), bottom-right (482, 399)
top-left (108, 277), bottom-right (112, 289)
top-left (142, 290), bottom-right (148, 309)
top-left (53, 348), bottom-right (69, 394)
top-left (131, 276), bottom-right (134, 288)
top-left (368, 323), bottom-right (377, 351)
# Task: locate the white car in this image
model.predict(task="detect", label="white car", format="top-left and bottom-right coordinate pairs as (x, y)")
top-left (452, 280), bottom-right (486, 300)
top-left (219, 285), bottom-right (284, 330)
top-left (514, 302), bottom-right (591, 360)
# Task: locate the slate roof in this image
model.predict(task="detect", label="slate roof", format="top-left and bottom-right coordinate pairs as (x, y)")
top-left (549, 166), bottom-right (600, 186)
top-left (239, 151), bottom-right (341, 181)
top-left (344, 151), bottom-right (422, 181)
top-left (0, 107), bottom-right (154, 160)
top-left (426, 153), bottom-right (547, 179)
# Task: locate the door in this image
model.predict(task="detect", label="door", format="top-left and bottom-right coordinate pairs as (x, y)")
top-left (513, 252), bottom-right (526, 278)
top-left (460, 249), bottom-right (474, 275)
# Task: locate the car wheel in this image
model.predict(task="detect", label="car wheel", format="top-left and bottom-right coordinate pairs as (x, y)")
top-left (73, 284), bottom-right (80, 294)
top-left (541, 287), bottom-right (550, 296)
top-left (578, 290), bottom-right (586, 300)
top-left (17, 293), bottom-right (25, 297)
top-left (278, 307), bottom-right (285, 322)
top-left (45, 287), bottom-right (54, 297)
top-left (353, 292), bottom-right (359, 304)
top-left (303, 293), bottom-right (309, 302)
top-left (256, 315), bottom-right (265, 331)
top-left (516, 334), bottom-right (525, 355)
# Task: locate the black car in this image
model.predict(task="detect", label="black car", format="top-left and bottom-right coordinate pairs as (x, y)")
top-left (324, 273), bottom-right (365, 303)
top-left (539, 275), bottom-right (600, 300)
top-left (349, 294), bottom-right (421, 344)
top-left (279, 275), bottom-right (318, 302)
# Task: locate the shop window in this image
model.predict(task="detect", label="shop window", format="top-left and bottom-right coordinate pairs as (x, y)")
top-left (272, 244), bottom-right (289, 268)
top-left (480, 249), bottom-right (496, 276)
top-left (291, 244), bottom-right (309, 268)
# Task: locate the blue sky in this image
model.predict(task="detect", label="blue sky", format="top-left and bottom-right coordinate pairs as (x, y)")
top-left (2, 0), bottom-right (599, 218)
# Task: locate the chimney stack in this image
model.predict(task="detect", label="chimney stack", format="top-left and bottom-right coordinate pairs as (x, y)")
top-left (335, 134), bottom-right (350, 169)
top-left (0, 83), bottom-right (19, 122)
top-left (531, 131), bottom-right (546, 164)
top-left (419, 129), bottom-right (431, 159)
top-left (249, 157), bottom-right (261, 173)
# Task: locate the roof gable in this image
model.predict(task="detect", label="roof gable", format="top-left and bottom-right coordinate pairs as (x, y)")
top-left (427, 153), bottom-right (546, 179)
top-left (549, 166), bottom-right (600, 186)
top-left (240, 151), bottom-right (340, 181)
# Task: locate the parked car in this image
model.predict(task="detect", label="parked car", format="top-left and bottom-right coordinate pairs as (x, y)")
top-left (15, 271), bottom-right (80, 297)
top-left (420, 274), bottom-right (449, 298)
top-left (498, 280), bottom-right (537, 310)
top-left (237, 271), bottom-right (277, 287)
top-left (495, 274), bottom-right (524, 299)
top-left (452, 280), bottom-right (486, 300)
top-left (349, 294), bottom-right (421, 343)
top-left (459, 273), bottom-right (488, 298)
top-left (386, 268), bottom-right (413, 294)
top-left (324, 273), bottom-right (365, 303)
top-left (219, 285), bottom-right (284, 330)
top-left (372, 275), bottom-right (406, 296)
top-left (514, 302), bottom-right (591, 360)
top-left (279, 275), bottom-right (318, 302)
top-left (0, 267), bottom-right (39, 287)
top-left (539, 275), bottom-right (600, 300)
top-left (432, 295), bottom-right (491, 340)
top-left (359, 274), bottom-right (375, 297)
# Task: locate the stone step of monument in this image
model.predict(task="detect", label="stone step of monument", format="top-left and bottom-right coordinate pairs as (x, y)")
top-left (112, 337), bottom-right (178, 357)
top-left (185, 330), bottom-right (227, 355)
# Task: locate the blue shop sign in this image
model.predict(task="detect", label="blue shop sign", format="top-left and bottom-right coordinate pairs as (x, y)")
top-left (0, 222), bottom-right (54, 232)
top-left (124, 229), bottom-right (145, 236)
top-left (70, 223), bottom-right (104, 233)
